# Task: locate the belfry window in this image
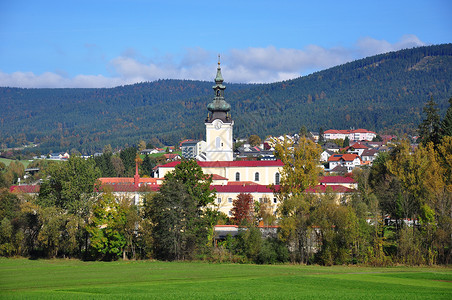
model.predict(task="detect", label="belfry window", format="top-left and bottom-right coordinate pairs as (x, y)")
top-left (216, 137), bottom-right (221, 149)
top-left (275, 172), bottom-right (280, 185)
top-left (235, 172), bottom-right (240, 181)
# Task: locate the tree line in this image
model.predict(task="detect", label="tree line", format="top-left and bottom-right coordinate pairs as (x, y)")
top-left (0, 98), bottom-right (451, 264)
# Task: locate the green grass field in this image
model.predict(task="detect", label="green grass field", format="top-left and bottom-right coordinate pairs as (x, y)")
top-left (0, 158), bottom-right (32, 168)
top-left (0, 258), bottom-right (451, 299)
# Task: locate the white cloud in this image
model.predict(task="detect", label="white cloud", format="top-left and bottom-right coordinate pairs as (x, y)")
top-left (356, 34), bottom-right (426, 57)
top-left (0, 35), bottom-right (428, 88)
top-left (0, 71), bottom-right (124, 88)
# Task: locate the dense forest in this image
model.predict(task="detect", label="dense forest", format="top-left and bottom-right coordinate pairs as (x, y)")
top-left (1, 44), bottom-right (451, 154)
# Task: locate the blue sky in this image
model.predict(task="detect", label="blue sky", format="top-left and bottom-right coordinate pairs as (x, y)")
top-left (0, 0), bottom-right (450, 88)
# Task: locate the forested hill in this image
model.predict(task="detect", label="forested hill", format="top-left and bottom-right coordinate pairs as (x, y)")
top-left (1, 44), bottom-right (451, 154)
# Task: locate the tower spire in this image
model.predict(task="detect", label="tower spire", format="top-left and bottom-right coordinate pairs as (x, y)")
top-left (207, 56), bottom-right (230, 123)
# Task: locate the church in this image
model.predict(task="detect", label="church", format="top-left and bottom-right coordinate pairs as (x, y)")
top-left (10, 59), bottom-right (357, 218)
top-left (156, 59), bottom-right (284, 216)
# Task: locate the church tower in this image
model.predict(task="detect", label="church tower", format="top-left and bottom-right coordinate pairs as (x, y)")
top-left (202, 57), bottom-right (234, 161)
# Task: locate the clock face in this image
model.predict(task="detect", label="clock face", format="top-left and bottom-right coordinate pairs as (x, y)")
top-left (214, 121), bottom-right (222, 130)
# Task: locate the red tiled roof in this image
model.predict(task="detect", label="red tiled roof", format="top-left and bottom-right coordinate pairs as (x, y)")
top-left (351, 129), bottom-right (376, 134)
top-left (324, 129), bottom-right (376, 135)
top-left (99, 177), bottom-right (158, 185)
top-left (10, 185), bottom-right (40, 193)
top-left (305, 185), bottom-right (356, 193)
top-left (319, 176), bottom-right (356, 184)
top-left (327, 154), bottom-right (360, 162)
top-left (210, 174), bottom-right (229, 180)
top-left (350, 143), bottom-right (369, 149)
top-left (226, 181), bottom-right (259, 186)
top-left (100, 184), bottom-right (160, 192)
top-left (211, 184), bottom-right (276, 193)
top-left (158, 160), bottom-right (284, 168)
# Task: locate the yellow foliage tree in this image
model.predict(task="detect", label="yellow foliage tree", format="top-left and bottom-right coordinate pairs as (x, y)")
top-left (273, 136), bottom-right (322, 263)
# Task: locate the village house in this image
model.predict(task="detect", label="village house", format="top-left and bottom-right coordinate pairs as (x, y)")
top-left (327, 153), bottom-right (361, 172)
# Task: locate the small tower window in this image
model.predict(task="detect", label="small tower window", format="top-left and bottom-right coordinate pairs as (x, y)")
top-left (275, 172), bottom-right (280, 185)
top-left (255, 172), bottom-right (259, 181)
top-left (216, 137), bottom-right (221, 149)
top-left (235, 172), bottom-right (240, 181)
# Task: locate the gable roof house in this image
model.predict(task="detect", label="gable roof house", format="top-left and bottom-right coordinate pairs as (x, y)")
top-left (322, 142), bottom-right (341, 153)
top-left (361, 149), bottom-right (379, 165)
top-left (320, 150), bottom-right (335, 162)
top-left (327, 153), bottom-right (361, 172)
top-left (342, 143), bottom-right (369, 156)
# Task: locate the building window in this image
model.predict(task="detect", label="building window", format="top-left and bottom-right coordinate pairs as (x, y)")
top-left (273, 197), bottom-right (277, 204)
top-left (228, 197), bottom-right (233, 203)
top-left (275, 172), bottom-right (280, 185)
top-left (228, 211), bottom-right (232, 216)
top-left (216, 137), bottom-right (221, 149)
top-left (255, 172), bottom-right (259, 181)
top-left (217, 198), bottom-right (221, 204)
top-left (235, 172), bottom-right (240, 181)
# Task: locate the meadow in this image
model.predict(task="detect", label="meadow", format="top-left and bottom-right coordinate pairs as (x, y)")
top-left (0, 158), bottom-right (31, 168)
top-left (0, 258), bottom-right (451, 299)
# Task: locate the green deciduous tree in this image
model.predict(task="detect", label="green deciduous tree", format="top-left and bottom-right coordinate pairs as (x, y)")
top-left (38, 155), bottom-right (101, 258)
top-left (87, 191), bottom-right (127, 261)
top-left (38, 156), bottom-right (100, 216)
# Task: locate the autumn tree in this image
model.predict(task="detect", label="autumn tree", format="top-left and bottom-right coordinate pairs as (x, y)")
top-left (231, 193), bottom-right (254, 225)
top-left (248, 135), bottom-right (262, 147)
top-left (273, 136), bottom-right (322, 263)
top-left (138, 140), bottom-right (147, 151)
top-left (385, 139), bottom-right (452, 264)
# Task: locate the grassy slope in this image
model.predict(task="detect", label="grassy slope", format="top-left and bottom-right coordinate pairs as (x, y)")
top-left (0, 157), bottom-right (31, 168)
top-left (0, 259), bottom-right (451, 299)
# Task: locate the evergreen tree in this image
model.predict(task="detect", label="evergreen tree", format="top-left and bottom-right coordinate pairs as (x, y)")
top-left (147, 160), bottom-right (216, 260)
top-left (441, 97), bottom-right (452, 137)
top-left (120, 147), bottom-right (137, 177)
top-left (343, 136), bottom-right (350, 147)
top-left (318, 127), bottom-right (325, 144)
top-left (418, 97), bottom-right (442, 146)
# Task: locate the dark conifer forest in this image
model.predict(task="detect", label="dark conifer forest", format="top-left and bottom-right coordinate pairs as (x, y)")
top-left (1, 44), bottom-right (451, 153)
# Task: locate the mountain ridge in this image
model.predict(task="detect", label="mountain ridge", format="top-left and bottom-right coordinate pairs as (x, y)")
top-left (1, 44), bottom-right (451, 154)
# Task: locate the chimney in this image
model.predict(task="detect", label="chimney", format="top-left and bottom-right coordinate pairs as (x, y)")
top-left (134, 160), bottom-right (140, 188)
